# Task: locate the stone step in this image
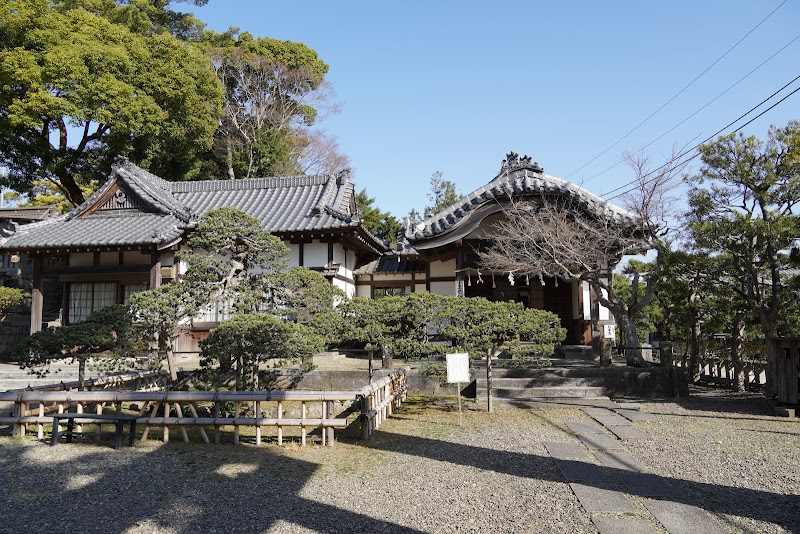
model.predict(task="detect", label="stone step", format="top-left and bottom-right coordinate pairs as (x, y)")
top-left (487, 396), bottom-right (618, 408)
top-left (472, 366), bottom-right (620, 379)
top-left (477, 386), bottom-right (607, 398)
top-left (476, 376), bottom-right (606, 388)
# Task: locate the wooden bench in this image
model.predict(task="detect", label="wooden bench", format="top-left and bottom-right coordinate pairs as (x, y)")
top-left (51, 413), bottom-right (139, 450)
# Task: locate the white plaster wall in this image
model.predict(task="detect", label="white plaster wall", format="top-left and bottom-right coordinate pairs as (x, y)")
top-left (304, 241), bottom-right (328, 268)
top-left (333, 277), bottom-right (355, 298)
top-left (159, 251), bottom-right (174, 267)
top-left (122, 251), bottom-right (152, 265)
top-left (286, 242), bottom-right (300, 267)
top-left (99, 252), bottom-right (118, 266)
top-left (430, 281), bottom-right (456, 296)
top-left (70, 252), bottom-right (93, 267)
top-left (600, 288), bottom-right (610, 320)
top-left (333, 244), bottom-right (346, 265)
top-left (582, 280), bottom-right (611, 320)
top-left (333, 245), bottom-right (354, 281)
top-left (582, 282), bottom-right (590, 320)
top-left (429, 258), bottom-right (456, 277)
top-left (415, 284), bottom-right (427, 293)
top-left (356, 285), bottom-right (371, 298)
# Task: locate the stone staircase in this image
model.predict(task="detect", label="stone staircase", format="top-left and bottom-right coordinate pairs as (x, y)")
top-left (474, 357), bottom-right (618, 407)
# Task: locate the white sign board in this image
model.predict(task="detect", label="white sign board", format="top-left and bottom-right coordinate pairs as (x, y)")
top-left (604, 324), bottom-right (616, 339)
top-left (446, 353), bottom-right (470, 384)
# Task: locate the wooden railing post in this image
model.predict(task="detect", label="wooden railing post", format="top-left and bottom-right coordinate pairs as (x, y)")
top-left (486, 347), bottom-right (493, 413)
top-left (254, 400), bottom-right (262, 446)
top-left (360, 395), bottom-right (370, 441)
top-left (276, 401), bottom-right (282, 446)
top-left (2, 378), bottom-right (408, 448)
top-left (326, 400), bottom-right (335, 447)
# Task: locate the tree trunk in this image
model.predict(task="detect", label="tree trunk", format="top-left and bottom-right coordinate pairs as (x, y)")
top-left (688, 305), bottom-right (702, 384)
top-left (78, 357), bottom-right (86, 391)
top-left (758, 319), bottom-right (779, 398)
top-left (731, 313), bottom-right (746, 393)
top-left (165, 347), bottom-right (178, 384)
top-left (618, 313), bottom-right (646, 366)
top-left (226, 140), bottom-right (236, 180)
top-left (381, 345), bottom-right (393, 370)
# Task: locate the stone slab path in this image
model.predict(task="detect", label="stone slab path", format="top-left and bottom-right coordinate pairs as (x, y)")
top-left (547, 402), bottom-right (728, 534)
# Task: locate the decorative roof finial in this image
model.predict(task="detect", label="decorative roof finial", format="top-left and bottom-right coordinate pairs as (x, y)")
top-left (501, 151), bottom-right (544, 173)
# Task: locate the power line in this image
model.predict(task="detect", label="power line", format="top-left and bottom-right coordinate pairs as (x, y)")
top-left (581, 32), bottom-right (800, 186)
top-left (605, 81), bottom-right (800, 202)
top-left (601, 74), bottom-right (800, 199)
top-left (565, 0), bottom-right (789, 180)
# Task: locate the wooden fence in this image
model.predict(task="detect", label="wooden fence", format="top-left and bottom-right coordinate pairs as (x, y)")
top-left (673, 355), bottom-right (767, 388)
top-left (9, 369), bottom-right (170, 393)
top-left (0, 369), bottom-right (407, 447)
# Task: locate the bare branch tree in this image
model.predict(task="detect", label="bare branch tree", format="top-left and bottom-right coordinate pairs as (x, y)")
top-left (209, 47), bottom-right (344, 179)
top-left (295, 129), bottom-right (351, 175)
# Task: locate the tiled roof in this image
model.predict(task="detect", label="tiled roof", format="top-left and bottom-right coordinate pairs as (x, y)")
top-left (172, 174), bottom-right (358, 233)
top-left (2, 213), bottom-right (185, 250)
top-left (353, 255), bottom-right (427, 275)
top-left (406, 152), bottom-right (638, 242)
top-left (0, 158), bottom-right (386, 252)
top-left (0, 206), bottom-right (58, 221)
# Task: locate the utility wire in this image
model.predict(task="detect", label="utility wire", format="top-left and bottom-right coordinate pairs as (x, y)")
top-left (601, 74), bottom-right (800, 199)
top-left (565, 0), bottom-right (789, 180)
top-left (581, 32), bottom-right (800, 186)
top-left (605, 82), bottom-right (800, 202)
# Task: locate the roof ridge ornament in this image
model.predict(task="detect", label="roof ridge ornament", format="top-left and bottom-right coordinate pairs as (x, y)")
top-left (336, 168), bottom-right (351, 186)
top-left (501, 151), bottom-right (543, 174)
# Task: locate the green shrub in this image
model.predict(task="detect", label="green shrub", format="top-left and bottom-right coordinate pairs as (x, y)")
top-left (200, 313), bottom-right (323, 390)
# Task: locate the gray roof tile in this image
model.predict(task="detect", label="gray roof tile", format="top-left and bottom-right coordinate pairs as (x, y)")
top-left (353, 256), bottom-right (427, 275)
top-left (0, 159), bottom-right (385, 252)
top-left (407, 152), bottom-right (638, 242)
top-left (3, 213), bottom-right (184, 250)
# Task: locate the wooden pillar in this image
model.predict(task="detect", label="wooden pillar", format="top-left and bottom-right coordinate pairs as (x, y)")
top-left (149, 253), bottom-right (162, 290)
top-left (30, 255), bottom-right (44, 334)
top-left (589, 284), bottom-right (601, 360)
top-left (455, 240), bottom-right (465, 297)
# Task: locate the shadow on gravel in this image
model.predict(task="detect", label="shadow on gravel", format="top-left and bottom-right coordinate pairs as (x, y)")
top-left (0, 442), bottom-right (424, 534)
top-left (357, 430), bottom-right (799, 533)
top-left (646, 385), bottom-right (777, 416)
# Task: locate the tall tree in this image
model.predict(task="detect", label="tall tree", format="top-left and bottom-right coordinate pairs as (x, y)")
top-left (0, 0), bottom-right (223, 206)
top-left (205, 30), bottom-right (343, 179)
top-left (424, 171), bottom-right (460, 218)
top-left (686, 121), bottom-right (800, 394)
top-left (129, 207), bottom-right (289, 380)
top-left (354, 188), bottom-right (401, 242)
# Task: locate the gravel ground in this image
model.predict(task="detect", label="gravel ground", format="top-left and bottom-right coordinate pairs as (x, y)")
top-left (0, 389), bottom-right (797, 534)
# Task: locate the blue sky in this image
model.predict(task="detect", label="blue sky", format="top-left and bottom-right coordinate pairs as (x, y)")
top-left (186, 0), bottom-right (800, 219)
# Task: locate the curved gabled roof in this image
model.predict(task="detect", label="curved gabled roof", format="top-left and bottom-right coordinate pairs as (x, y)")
top-left (406, 152), bottom-right (638, 247)
top-left (0, 158), bottom-right (387, 253)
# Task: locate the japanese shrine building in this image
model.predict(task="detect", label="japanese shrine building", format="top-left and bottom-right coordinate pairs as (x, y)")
top-left (0, 153), bottom-right (632, 349)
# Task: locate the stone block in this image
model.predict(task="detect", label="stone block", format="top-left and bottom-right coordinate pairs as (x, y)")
top-left (569, 483), bottom-right (638, 513)
top-left (543, 441), bottom-right (590, 459)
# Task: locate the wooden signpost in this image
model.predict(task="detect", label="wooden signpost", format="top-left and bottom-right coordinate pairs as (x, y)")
top-left (446, 353), bottom-right (469, 426)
